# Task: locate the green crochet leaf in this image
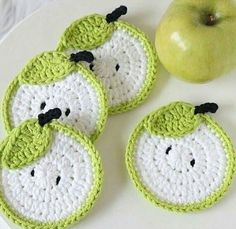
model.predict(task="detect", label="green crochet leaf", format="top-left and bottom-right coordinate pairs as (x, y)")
top-left (18, 52), bottom-right (75, 85)
top-left (1, 119), bottom-right (52, 169)
top-left (144, 102), bottom-right (201, 137)
top-left (57, 14), bottom-right (115, 51)
top-left (0, 138), bottom-right (8, 158)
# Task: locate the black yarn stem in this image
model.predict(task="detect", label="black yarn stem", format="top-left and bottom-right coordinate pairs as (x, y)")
top-left (194, 103), bottom-right (218, 115)
top-left (38, 108), bottom-right (62, 127)
top-left (70, 51), bottom-right (94, 64)
top-left (106, 5), bottom-right (128, 23)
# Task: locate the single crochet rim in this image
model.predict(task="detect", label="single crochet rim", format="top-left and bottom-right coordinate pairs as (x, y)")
top-left (56, 14), bottom-right (159, 115)
top-left (1, 52), bottom-right (108, 142)
top-left (126, 103), bottom-right (236, 212)
top-left (0, 121), bottom-right (103, 228)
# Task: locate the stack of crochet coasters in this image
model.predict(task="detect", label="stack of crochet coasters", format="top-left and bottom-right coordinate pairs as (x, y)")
top-left (0, 51), bottom-right (106, 229)
top-left (0, 5), bottom-right (159, 229)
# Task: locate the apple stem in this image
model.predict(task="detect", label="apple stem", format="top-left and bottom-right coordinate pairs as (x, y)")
top-left (38, 108), bottom-right (62, 127)
top-left (106, 5), bottom-right (127, 23)
top-left (70, 51), bottom-right (94, 63)
top-left (205, 14), bottom-right (217, 26)
top-left (194, 103), bottom-right (218, 114)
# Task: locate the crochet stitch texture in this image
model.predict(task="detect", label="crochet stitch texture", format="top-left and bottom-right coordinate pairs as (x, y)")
top-left (56, 10), bottom-right (159, 114)
top-left (126, 102), bottom-right (236, 212)
top-left (0, 120), bottom-right (103, 228)
top-left (2, 51), bottom-right (108, 141)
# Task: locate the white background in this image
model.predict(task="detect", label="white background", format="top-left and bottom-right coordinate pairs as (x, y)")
top-left (0, 0), bottom-right (54, 41)
top-left (0, 0), bottom-right (236, 228)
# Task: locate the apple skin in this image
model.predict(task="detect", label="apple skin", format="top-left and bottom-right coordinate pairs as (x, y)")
top-left (156, 0), bottom-right (236, 83)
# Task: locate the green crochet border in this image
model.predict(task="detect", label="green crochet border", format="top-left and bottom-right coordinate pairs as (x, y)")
top-left (1, 52), bottom-right (108, 141)
top-left (0, 121), bottom-right (103, 229)
top-left (126, 107), bottom-right (236, 212)
top-left (56, 15), bottom-right (160, 114)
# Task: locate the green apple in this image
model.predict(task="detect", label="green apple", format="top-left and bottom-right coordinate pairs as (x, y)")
top-left (156, 0), bottom-right (236, 83)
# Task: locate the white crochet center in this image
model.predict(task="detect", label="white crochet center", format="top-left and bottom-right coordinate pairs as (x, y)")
top-left (70, 28), bottom-right (148, 107)
top-left (11, 72), bottom-right (101, 136)
top-left (134, 124), bottom-right (227, 204)
top-left (1, 131), bottom-right (94, 222)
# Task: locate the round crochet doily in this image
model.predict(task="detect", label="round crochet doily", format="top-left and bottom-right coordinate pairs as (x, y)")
top-left (56, 8), bottom-right (159, 114)
top-left (2, 51), bottom-right (108, 141)
top-left (0, 120), bottom-right (103, 228)
top-left (126, 102), bottom-right (235, 212)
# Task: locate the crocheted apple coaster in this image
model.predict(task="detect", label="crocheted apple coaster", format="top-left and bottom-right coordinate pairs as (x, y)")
top-left (56, 5), bottom-right (159, 114)
top-left (2, 51), bottom-right (108, 141)
top-left (126, 102), bottom-right (236, 212)
top-left (0, 114), bottom-right (103, 228)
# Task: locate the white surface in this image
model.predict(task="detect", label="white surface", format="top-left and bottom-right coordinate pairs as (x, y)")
top-left (0, 0), bottom-right (54, 40)
top-left (0, 0), bottom-right (236, 229)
